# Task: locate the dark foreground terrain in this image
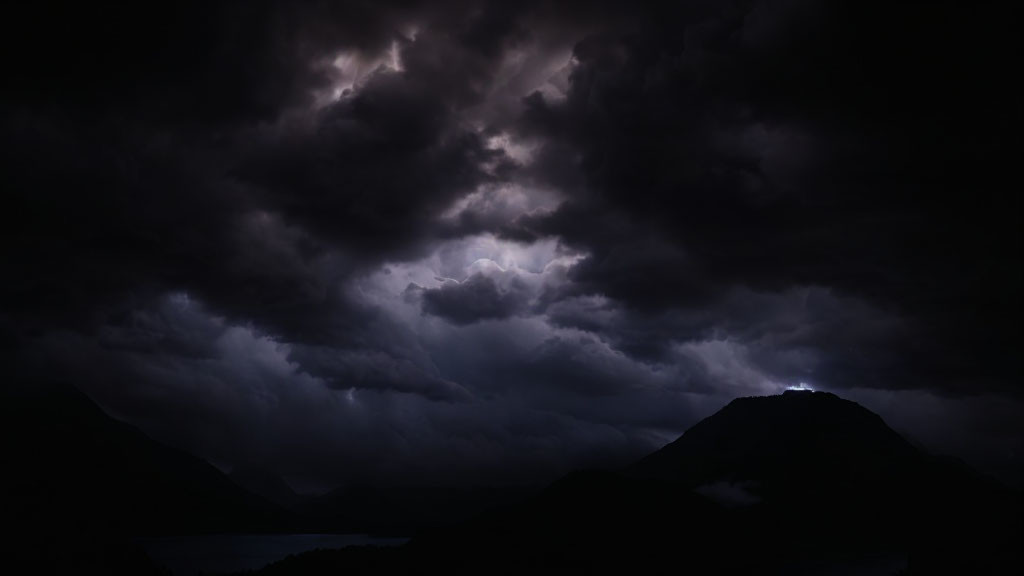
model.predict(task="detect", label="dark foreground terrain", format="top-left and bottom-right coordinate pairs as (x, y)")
top-left (3, 385), bottom-right (1020, 575)
top-left (239, 391), bottom-right (1022, 575)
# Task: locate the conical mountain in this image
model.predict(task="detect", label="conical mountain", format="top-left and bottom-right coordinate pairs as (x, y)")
top-left (629, 390), bottom-right (923, 502)
top-left (398, 391), bottom-right (1021, 575)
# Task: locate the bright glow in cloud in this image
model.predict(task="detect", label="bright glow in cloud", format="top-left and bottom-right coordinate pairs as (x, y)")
top-left (365, 235), bottom-right (583, 301)
top-left (440, 183), bottom-right (560, 225)
top-left (312, 36), bottom-right (412, 106)
top-left (486, 132), bottom-right (536, 165)
top-left (388, 40), bottom-right (404, 72)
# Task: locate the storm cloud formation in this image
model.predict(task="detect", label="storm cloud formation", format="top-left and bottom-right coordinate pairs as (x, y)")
top-left (2, 1), bottom-right (1020, 489)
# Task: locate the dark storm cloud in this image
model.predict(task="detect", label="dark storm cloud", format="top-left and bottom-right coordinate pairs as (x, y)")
top-left (28, 294), bottom-right (688, 488)
top-left (2, 1), bottom-right (415, 122)
top-left (1, 0), bottom-right (534, 421)
top-left (287, 343), bottom-right (471, 402)
top-left (2, 0), bottom-right (1020, 488)
top-left (417, 274), bottom-right (532, 325)
top-left (239, 71), bottom-right (506, 260)
top-left (2, 0), bottom-right (610, 487)
top-left (1, 0), bottom-right (519, 345)
top-left (512, 2), bottom-right (1021, 395)
top-left (544, 286), bottom-right (912, 392)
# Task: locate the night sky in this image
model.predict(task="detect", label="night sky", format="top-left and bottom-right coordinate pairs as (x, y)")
top-left (2, 1), bottom-right (1020, 492)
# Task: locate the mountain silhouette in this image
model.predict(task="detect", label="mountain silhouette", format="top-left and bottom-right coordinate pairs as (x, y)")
top-left (303, 483), bottom-right (534, 535)
top-left (623, 390), bottom-right (1021, 572)
top-left (1, 381), bottom-right (292, 574)
top-left (631, 389), bottom-right (920, 486)
top-left (230, 465), bottom-right (306, 512)
top-left (225, 464), bottom-right (536, 534)
top-left (3, 385), bottom-right (1019, 575)
top-left (2, 381), bottom-right (289, 534)
top-left (245, 390), bottom-right (1023, 575)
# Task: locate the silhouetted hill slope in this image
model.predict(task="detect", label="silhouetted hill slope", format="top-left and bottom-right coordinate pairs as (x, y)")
top-left (0, 381), bottom-right (312, 573)
top-left (243, 390), bottom-right (1023, 575)
top-left (631, 390), bottom-right (920, 487)
top-left (303, 484), bottom-right (535, 535)
top-left (230, 466), bottom-right (306, 512)
top-left (623, 390), bottom-right (1021, 573)
top-left (1, 382), bottom-right (289, 536)
top-left (224, 466), bottom-right (536, 535)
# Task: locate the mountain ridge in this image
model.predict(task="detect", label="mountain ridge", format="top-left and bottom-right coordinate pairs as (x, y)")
top-left (246, 389), bottom-right (1023, 575)
top-left (2, 380), bottom-right (291, 535)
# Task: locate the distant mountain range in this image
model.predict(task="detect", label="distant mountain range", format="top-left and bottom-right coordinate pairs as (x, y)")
top-left (2, 381), bottom-right (292, 574)
top-left (3, 384), bottom-right (1020, 575)
top-left (249, 390), bottom-right (1024, 575)
top-left (0, 381), bottom-right (532, 573)
top-left (228, 464), bottom-right (533, 535)
top-left (229, 465), bottom-right (307, 513)
top-left (2, 382), bottom-right (289, 534)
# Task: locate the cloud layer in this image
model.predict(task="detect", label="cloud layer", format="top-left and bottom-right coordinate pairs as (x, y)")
top-left (3, 1), bottom-right (1020, 488)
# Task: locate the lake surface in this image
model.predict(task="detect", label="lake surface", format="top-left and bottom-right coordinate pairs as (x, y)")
top-left (136, 533), bottom-right (409, 575)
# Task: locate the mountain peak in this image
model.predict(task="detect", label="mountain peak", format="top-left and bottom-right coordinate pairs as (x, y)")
top-left (629, 391), bottom-right (920, 493)
top-left (782, 387), bottom-right (818, 396)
